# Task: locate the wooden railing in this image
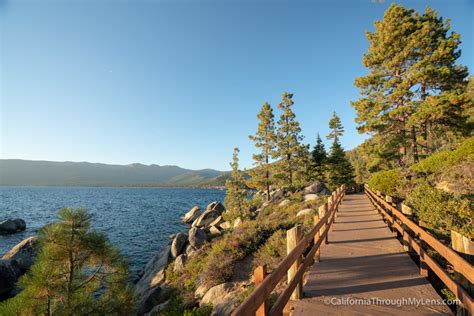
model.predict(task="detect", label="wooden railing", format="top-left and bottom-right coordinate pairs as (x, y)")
top-left (365, 185), bottom-right (474, 314)
top-left (232, 185), bottom-right (345, 316)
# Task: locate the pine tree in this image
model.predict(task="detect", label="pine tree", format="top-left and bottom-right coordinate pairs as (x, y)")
top-left (0, 208), bottom-right (134, 315)
top-left (327, 112), bottom-right (344, 143)
top-left (325, 116), bottom-right (355, 188)
top-left (352, 4), bottom-right (418, 166)
top-left (407, 7), bottom-right (470, 153)
top-left (327, 140), bottom-right (355, 188)
top-left (248, 102), bottom-right (276, 201)
top-left (224, 147), bottom-right (249, 219)
top-left (274, 92), bottom-right (305, 189)
top-left (352, 4), bottom-right (469, 166)
top-left (310, 133), bottom-right (327, 181)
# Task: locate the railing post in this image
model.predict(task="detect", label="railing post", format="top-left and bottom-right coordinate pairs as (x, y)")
top-left (313, 215), bottom-right (320, 262)
top-left (319, 203), bottom-right (328, 244)
top-left (287, 225), bottom-right (302, 300)
top-left (419, 236), bottom-right (429, 277)
top-left (327, 196), bottom-right (334, 232)
top-left (254, 265), bottom-right (268, 316)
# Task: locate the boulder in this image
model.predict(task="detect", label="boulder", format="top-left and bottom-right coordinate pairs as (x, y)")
top-left (303, 181), bottom-right (331, 195)
top-left (270, 189), bottom-right (286, 201)
top-left (233, 217), bottom-right (242, 228)
top-left (209, 215), bottom-right (223, 227)
top-left (0, 219), bottom-right (26, 235)
top-left (2, 236), bottom-right (39, 271)
top-left (0, 260), bottom-right (20, 295)
top-left (135, 245), bottom-right (171, 299)
top-left (209, 226), bottom-right (221, 235)
top-left (189, 227), bottom-right (208, 249)
top-left (171, 233), bottom-right (188, 258)
top-left (137, 285), bottom-right (172, 315)
top-left (220, 221), bottom-right (231, 230)
top-left (297, 208), bottom-right (313, 217)
top-left (201, 282), bottom-right (243, 316)
top-left (192, 204), bottom-right (226, 228)
top-left (278, 199), bottom-right (291, 207)
top-left (304, 194), bottom-right (319, 202)
top-left (185, 244), bottom-right (197, 257)
top-left (195, 283), bottom-right (211, 300)
top-left (181, 206), bottom-right (201, 224)
top-left (146, 299), bottom-right (171, 315)
top-left (173, 254), bottom-right (187, 273)
top-left (206, 201), bottom-right (225, 213)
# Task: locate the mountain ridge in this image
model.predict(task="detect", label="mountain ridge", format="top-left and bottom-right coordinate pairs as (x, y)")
top-left (0, 159), bottom-right (229, 188)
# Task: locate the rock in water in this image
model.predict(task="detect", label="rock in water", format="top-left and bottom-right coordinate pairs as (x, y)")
top-left (192, 205), bottom-right (225, 228)
top-left (135, 245), bottom-right (171, 300)
top-left (0, 219), bottom-right (26, 235)
top-left (0, 260), bottom-right (20, 295)
top-left (188, 227), bottom-right (208, 249)
top-left (2, 236), bottom-right (38, 271)
top-left (181, 206), bottom-right (201, 224)
top-left (206, 201), bottom-right (225, 213)
top-left (171, 233), bottom-right (188, 258)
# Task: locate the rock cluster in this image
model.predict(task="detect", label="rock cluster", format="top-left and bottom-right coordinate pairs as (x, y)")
top-left (135, 200), bottom-right (232, 315)
top-left (0, 218), bottom-right (26, 235)
top-left (0, 236), bottom-right (39, 297)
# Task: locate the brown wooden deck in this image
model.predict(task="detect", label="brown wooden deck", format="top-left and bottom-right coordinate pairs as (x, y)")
top-left (290, 193), bottom-right (452, 315)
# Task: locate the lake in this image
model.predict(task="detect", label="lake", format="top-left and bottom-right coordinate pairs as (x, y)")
top-left (0, 186), bottom-right (226, 276)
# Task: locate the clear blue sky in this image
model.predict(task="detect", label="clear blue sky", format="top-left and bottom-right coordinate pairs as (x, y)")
top-left (1, 0), bottom-right (472, 170)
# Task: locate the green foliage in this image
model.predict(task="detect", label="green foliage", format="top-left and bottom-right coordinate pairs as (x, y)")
top-left (410, 137), bottom-right (474, 174)
top-left (309, 134), bottom-right (327, 182)
top-left (224, 148), bottom-right (250, 220)
top-left (155, 295), bottom-right (212, 316)
top-left (368, 169), bottom-right (403, 197)
top-left (248, 102), bottom-right (277, 201)
top-left (0, 208), bottom-right (134, 316)
top-left (274, 92), bottom-right (307, 189)
top-left (325, 113), bottom-right (355, 188)
top-left (352, 4), bottom-right (469, 166)
top-left (253, 230), bottom-right (286, 271)
top-left (327, 112), bottom-right (344, 142)
top-left (406, 180), bottom-right (473, 238)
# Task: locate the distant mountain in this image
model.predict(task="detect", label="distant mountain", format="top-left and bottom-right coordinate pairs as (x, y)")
top-left (0, 159), bottom-right (229, 187)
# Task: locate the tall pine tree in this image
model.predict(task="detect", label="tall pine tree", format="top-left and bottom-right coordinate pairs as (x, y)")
top-left (326, 114), bottom-right (355, 188)
top-left (248, 102), bottom-right (276, 201)
top-left (310, 133), bottom-right (327, 181)
top-left (274, 92), bottom-right (305, 189)
top-left (352, 4), bottom-right (469, 166)
top-left (224, 147), bottom-right (249, 219)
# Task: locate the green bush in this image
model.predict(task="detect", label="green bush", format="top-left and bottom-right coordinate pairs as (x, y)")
top-left (406, 180), bottom-right (473, 239)
top-left (253, 230), bottom-right (286, 271)
top-left (410, 138), bottom-right (474, 174)
top-left (368, 168), bottom-right (403, 197)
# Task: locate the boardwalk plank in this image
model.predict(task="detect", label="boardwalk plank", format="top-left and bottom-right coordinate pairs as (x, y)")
top-left (290, 193), bottom-right (452, 315)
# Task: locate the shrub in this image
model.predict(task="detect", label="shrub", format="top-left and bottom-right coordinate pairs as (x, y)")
top-left (368, 168), bottom-right (403, 197)
top-left (406, 180), bottom-right (473, 239)
top-left (254, 230), bottom-right (286, 271)
top-left (410, 138), bottom-right (474, 174)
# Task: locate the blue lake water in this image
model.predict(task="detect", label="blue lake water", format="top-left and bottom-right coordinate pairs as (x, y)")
top-left (0, 186), bottom-right (226, 275)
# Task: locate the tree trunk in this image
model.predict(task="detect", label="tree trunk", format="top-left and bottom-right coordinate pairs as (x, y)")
top-left (411, 125), bottom-right (419, 163)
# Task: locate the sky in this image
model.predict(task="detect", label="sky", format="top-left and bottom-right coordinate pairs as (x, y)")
top-left (1, 0), bottom-right (472, 170)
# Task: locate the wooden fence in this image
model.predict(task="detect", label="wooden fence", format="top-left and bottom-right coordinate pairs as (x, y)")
top-left (365, 185), bottom-right (474, 314)
top-left (232, 185), bottom-right (345, 316)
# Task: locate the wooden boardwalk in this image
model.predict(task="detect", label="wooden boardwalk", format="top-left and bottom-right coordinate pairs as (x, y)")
top-left (290, 193), bottom-right (452, 315)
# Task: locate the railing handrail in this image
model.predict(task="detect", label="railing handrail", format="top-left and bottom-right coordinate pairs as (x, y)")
top-left (232, 185), bottom-right (345, 316)
top-left (365, 185), bottom-right (473, 313)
